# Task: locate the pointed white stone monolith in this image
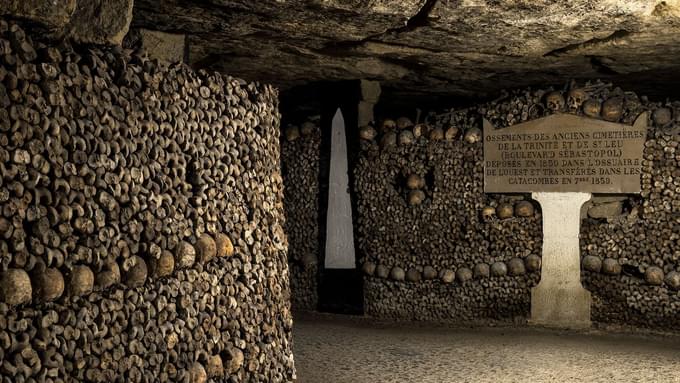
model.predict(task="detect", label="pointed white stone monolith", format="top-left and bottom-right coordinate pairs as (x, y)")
top-left (325, 108), bottom-right (356, 269)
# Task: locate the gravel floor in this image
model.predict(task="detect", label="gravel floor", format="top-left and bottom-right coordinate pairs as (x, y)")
top-left (293, 314), bottom-right (680, 383)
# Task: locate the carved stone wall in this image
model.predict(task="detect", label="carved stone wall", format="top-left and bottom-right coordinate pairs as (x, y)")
top-left (0, 20), bottom-right (295, 382)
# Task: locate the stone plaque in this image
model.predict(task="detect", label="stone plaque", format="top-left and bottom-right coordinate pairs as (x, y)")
top-left (484, 113), bottom-right (647, 193)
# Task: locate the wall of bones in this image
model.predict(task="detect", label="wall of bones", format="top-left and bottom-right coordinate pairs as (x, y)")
top-left (275, 82), bottom-right (680, 328)
top-left (354, 107), bottom-right (542, 322)
top-left (349, 81), bottom-right (680, 328)
top-left (0, 20), bottom-right (295, 382)
top-left (281, 119), bottom-right (321, 311)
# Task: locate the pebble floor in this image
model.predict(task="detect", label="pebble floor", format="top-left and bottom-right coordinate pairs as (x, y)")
top-left (293, 314), bottom-right (680, 383)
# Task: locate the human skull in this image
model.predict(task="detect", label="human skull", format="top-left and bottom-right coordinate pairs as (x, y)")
top-left (300, 121), bottom-right (316, 136)
top-left (652, 107), bottom-right (672, 127)
top-left (514, 201), bottom-right (535, 217)
top-left (582, 99), bottom-right (601, 118)
top-left (396, 116), bottom-right (413, 130)
top-left (445, 126), bottom-right (460, 140)
top-left (412, 123), bottom-right (428, 138)
top-left (666, 271), bottom-right (680, 290)
top-left (623, 94), bottom-right (641, 111)
top-left (545, 91), bottom-right (565, 112)
top-left (496, 203), bottom-right (514, 219)
top-left (379, 131), bottom-right (397, 148)
top-left (359, 125), bottom-right (377, 140)
top-left (566, 89), bottom-right (588, 111)
top-left (189, 363), bottom-right (207, 383)
top-left (284, 125), bottom-right (300, 142)
top-left (464, 127), bottom-right (482, 144)
top-left (398, 130), bottom-right (415, 145)
top-left (381, 119), bottom-right (397, 132)
top-left (302, 253), bottom-right (318, 268)
top-left (429, 127), bottom-right (444, 141)
top-left (601, 97), bottom-right (624, 122)
top-left (408, 190), bottom-right (426, 206)
top-left (406, 174), bottom-right (425, 190)
top-left (480, 206), bottom-right (496, 219)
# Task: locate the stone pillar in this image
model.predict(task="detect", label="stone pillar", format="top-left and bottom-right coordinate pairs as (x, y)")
top-left (358, 80), bottom-right (380, 127)
top-left (530, 192), bottom-right (592, 329)
top-left (324, 108), bottom-right (356, 269)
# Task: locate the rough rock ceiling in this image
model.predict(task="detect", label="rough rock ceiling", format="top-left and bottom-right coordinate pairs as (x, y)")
top-left (133, 1), bottom-right (680, 102)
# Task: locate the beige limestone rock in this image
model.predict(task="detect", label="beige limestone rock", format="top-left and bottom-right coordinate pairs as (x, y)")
top-left (138, 29), bottom-right (185, 63)
top-left (0, 1), bottom-right (76, 30)
top-left (66, 0), bottom-right (133, 45)
top-left (133, 0), bottom-right (680, 99)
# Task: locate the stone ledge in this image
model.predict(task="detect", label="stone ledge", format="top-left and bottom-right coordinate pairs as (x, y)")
top-left (0, 0), bottom-right (77, 30)
top-left (1, 0), bottom-right (133, 45)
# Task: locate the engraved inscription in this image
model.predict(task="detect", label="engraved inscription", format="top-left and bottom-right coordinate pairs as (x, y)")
top-left (483, 113), bottom-right (647, 193)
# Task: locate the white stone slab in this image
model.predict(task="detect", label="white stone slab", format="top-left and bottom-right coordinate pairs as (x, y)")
top-left (325, 108), bottom-right (356, 269)
top-left (530, 192), bottom-right (592, 329)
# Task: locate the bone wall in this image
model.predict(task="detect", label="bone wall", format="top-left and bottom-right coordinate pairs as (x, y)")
top-left (0, 20), bottom-right (295, 382)
top-left (281, 120), bottom-right (321, 311)
top-left (354, 114), bottom-right (542, 322)
top-left (354, 82), bottom-right (680, 329)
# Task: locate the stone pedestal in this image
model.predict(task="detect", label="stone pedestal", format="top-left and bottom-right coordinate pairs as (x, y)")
top-left (530, 192), bottom-right (592, 329)
top-left (358, 80), bottom-right (380, 127)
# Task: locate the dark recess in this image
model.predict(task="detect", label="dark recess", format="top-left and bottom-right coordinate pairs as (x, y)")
top-left (316, 81), bottom-right (365, 315)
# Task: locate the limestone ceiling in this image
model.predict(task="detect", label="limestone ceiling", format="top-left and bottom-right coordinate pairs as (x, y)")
top-left (133, 0), bottom-right (680, 101)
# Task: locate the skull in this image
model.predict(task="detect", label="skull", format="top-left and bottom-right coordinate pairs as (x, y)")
top-left (398, 130), bottom-right (415, 145)
top-left (582, 99), bottom-right (601, 118)
top-left (359, 125), bottom-right (377, 140)
top-left (566, 89), bottom-right (588, 111)
top-left (408, 190), bottom-right (426, 206)
top-left (445, 126), bottom-right (460, 140)
top-left (496, 203), bottom-right (514, 219)
top-left (412, 123), bottom-right (428, 138)
top-left (464, 127), bottom-right (482, 144)
top-left (302, 252), bottom-right (318, 268)
top-left (406, 174), bottom-right (425, 190)
top-left (381, 119), bottom-right (396, 133)
top-left (545, 91), bottom-right (565, 112)
top-left (300, 121), bottom-right (316, 136)
top-left (379, 131), bottom-right (397, 148)
top-left (284, 125), bottom-right (300, 142)
top-left (601, 97), bottom-right (624, 122)
top-left (652, 107), bottom-right (672, 127)
top-left (623, 94), bottom-right (641, 111)
top-left (480, 206), bottom-right (496, 219)
top-left (429, 127), bottom-right (444, 141)
top-left (396, 116), bottom-right (413, 130)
